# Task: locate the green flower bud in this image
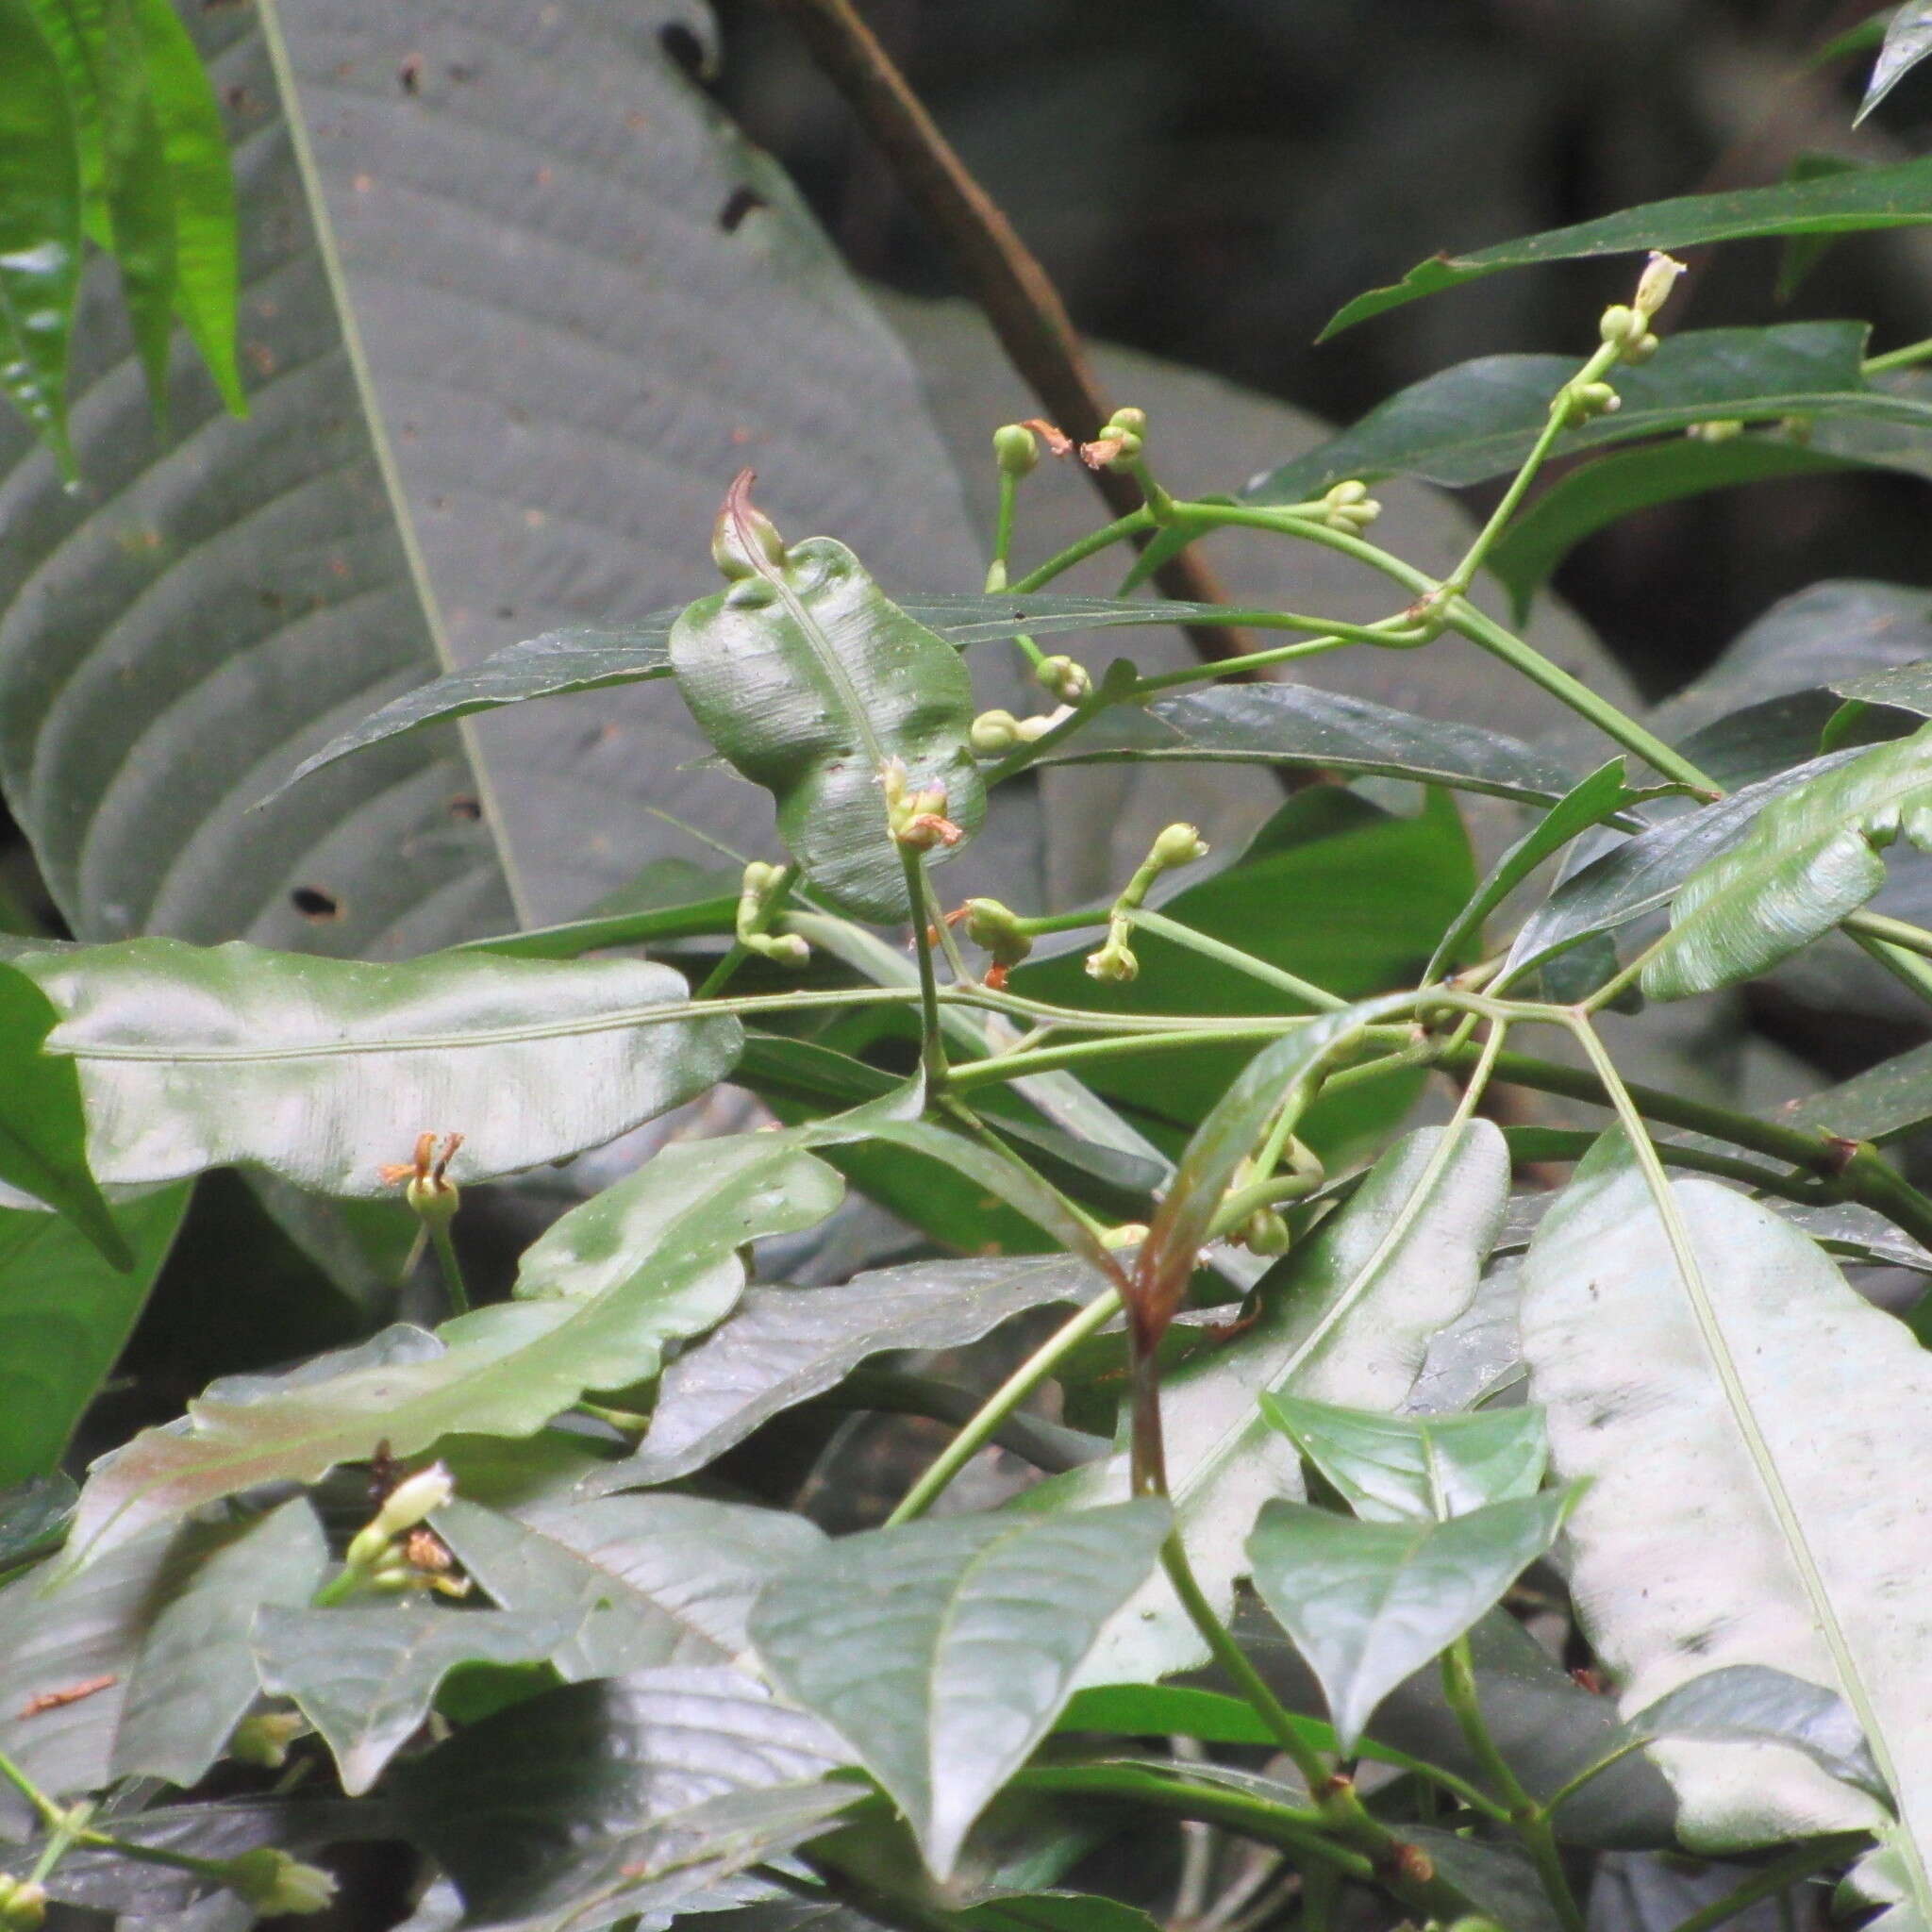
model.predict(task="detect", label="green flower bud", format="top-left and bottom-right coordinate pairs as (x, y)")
top-left (1563, 380), bottom-right (1621, 425)
top-left (1621, 330), bottom-right (1660, 364)
top-left (230, 1709), bottom-right (308, 1770)
top-left (220, 1849), bottom-right (338, 1917)
top-left (1085, 937), bottom-right (1140, 985)
top-left (1241, 1208), bottom-right (1291, 1256)
top-left (1036, 655), bottom-right (1092, 703)
top-left (710, 469), bottom-right (787, 580)
top-left (1014, 708), bottom-right (1071, 743)
top-left (1687, 418), bottom-right (1744, 443)
top-left (1598, 303), bottom-right (1639, 347)
top-left (992, 423), bottom-right (1040, 477)
top-left (0, 1879), bottom-right (45, 1930)
top-left (755, 932), bottom-right (810, 970)
top-left (962, 898), bottom-right (1033, 968)
top-left (970, 708), bottom-right (1021, 756)
top-left (1152, 822), bottom-right (1208, 868)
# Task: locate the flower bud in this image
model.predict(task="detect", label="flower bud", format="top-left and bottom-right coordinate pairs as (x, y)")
top-left (1240, 1208), bottom-right (1291, 1256)
top-left (1152, 822), bottom-right (1208, 869)
top-left (373, 1463), bottom-right (454, 1539)
top-left (1320, 479), bottom-right (1381, 531)
top-left (1686, 418), bottom-right (1743, 443)
top-left (1598, 303), bottom-right (1638, 347)
top-left (1015, 707), bottom-right (1072, 742)
top-left (1633, 250), bottom-right (1687, 321)
top-left (220, 1849), bottom-right (338, 1917)
top-left (1036, 655), bottom-right (1092, 704)
top-left (230, 1709), bottom-right (308, 1770)
top-left (970, 708), bottom-right (1021, 756)
top-left (0, 1879), bottom-right (45, 1930)
top-left (710, 470), bottom-right (787, 581)
top-left (1085, 937), bottom-right (1140, 985)
top-left (992, 423), bottom-right (1040, 477)
top-left (962, 898), bottom-right (1033, 968)
top-left (405, 1172), bottom-right (458, 1224)
top-left (1621, 330), bottom-right (1660, 364)
top-left (741, 859), bottom-right (783, 895)
top-left (1563, 381), bottom-right (1621, 425)
top-left (758, 932), bottom-right (810, 970)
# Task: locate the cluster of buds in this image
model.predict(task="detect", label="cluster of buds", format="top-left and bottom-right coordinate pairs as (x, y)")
top-left (218, 1848), bottom-right (338, 1918)
top-left (1034, 654), bottom-right (1092, 704)
top-left (1086, 823), bottom-right (1210, 985)
top-left (1319, 479), bottom-right (1381, 534)
top-left (1559, 379), bottom-right (1622, 427)
top-left (378, 1131), bottom-right (461, 1227)
top-left (969, 706), bottom-right (1072, 756)
top-left (339, 1462), bottom-right (466, 1599)
top-left (1598, 250), bottom-right (1686, 367)
top-left (1080, 405), bottom-right (1147, 472)
top-left (961, 898), bottom-right (1034, 982)
top-left (0, 1876), bottom-right (45, 1929)
top-left (882, 758), bottom-right (964, 851)
top-left (736, 860), bottom-right (808, 969)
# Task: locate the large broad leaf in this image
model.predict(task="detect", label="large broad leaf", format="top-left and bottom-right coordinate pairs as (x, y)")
top-left (253, 1602), bottom-right (575, 1793)
top-left (1247, 325), bottom-right (1924, 504)
top-left (1259, 1393), bottom-right (1548, 1524)
top-left (0, 0), bottom-right (82, 465)
top-left (0, 1184), bottom-right (186, 1487)
top-left (1522, 1135), bottom-right (1932, 1886)
top-left (1322, 160), bottom-right (1932, 335)
top-left (1023, 1122), bottom-right (1508, 1688)
top-left (435, 1493), bottom-right (824, 1679)
top-left (273, 592), bottom-right (1255, 793)
top-left (1245, 1491), bottom-right (1573, 1754)
top-left (1630, 1665), bottom-right (1883, 1797)
top-left (749, 1500), bottom-right (1172, 1881)
top-left (1029, 682), bottom-right (1576, 807)
top-left (1859, 2), bottom-right (1932, 122)
top-left (393, 1669), bottom-right (857, 1929)
top-left (582, 1256), bottom-right (1102, 1493)
top-left (1642, 721), bottom-right (1932, 998)
top-left (5, 936), bottom-right (739, 1192)
top-left (0, 0), bottom-right (983, 955)
top-left (110, 1496), bottom-right (325, 1786)
top-left (670, 482), bottom-right (984, 922)
top-left (66, 1130), bottom-right (846, 1563)
top-left (1784, 1041), bottom-right (1932, 1145)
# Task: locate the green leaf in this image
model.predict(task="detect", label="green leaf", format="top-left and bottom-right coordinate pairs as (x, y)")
top-left (1859, 1), bottom-right (1932, 121)
top-left (1030, 683), bottom-right (1577, 807)
top-left (1245, 1490), bottom-right (1573, 1753)
top-left (1259, 1394), bottom-right (1548, 1524)
top-left (254, 1603), bottom-right (575, 1793)
top-left (1322, 159), bottom-right (1932, 336)
top-left (1405, 1826), bottom-right (1567, 1932)
top-left (1425, 760), bottom-right (1641, 986)
top-left (435, 1493), bottom-right (824, 1679)
top-left (1024, 1122), bottom-right (1509, 1688)
top-left (0, 961), bottom-right (128, 1264)
top-left (670, 497), bottom-right (985, 921)
top-left (1056, 1683), bottom-right (1279, 1747)
top-left (749, 1500), bottom-right (1173, 1880)
top-left (1504, 752), bottom-right (1863, 983)
top-left (0, 1473), bottom-right (75, 1569)
top-left (582, 1256), bottom-right (1102, 1492)
top-left (1487, 441), bottom-right (1861, 622)
top-left (6, 936), bottom-right (740, 1193)
top-left (0, 1183), bottom-right (186, 1487)
top-left (272, 593), bottom-right (1256, 798)
top-left (393, 1670), bottom-right (857, 1929)
top-left (1642, 721), bottom-right (1932, 998)
top-left (1522, 1139), bottom-right (1932, 1875)
top-left (1782, 1041), bottom-right (1932, 1144)
top-left (111, 1497), bottom-right (325, 1787)
top-left (0, 0), bottom-right (81, 469)
top-left (1777, 155), bottom-right (1871, 301)
top-left (1252, 325), bottom-right (1901, 503)
top-left (0, 1), bottom-right (984, 956)
top-left (963, 1896), bottom-right (1160, 1932)
top-left (67, 1129), bottom-right (844, 1562)
top-left (1631, 1664), bottom-right (1883, 1797)
top-left (94, 0), bottom-right (176, 404)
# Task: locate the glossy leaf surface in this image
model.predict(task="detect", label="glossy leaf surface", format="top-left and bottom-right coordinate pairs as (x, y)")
top-left (254, 1603), bottom-right (574, 1793)
top-left (1028, 1123), bottom-right (1509, 1688)
top-left (1859, 2), bottom-right (1932, 121)
top-left (1322, 162), bottom-right (1932, 335)
top-left (1643, 722), bottom-right (1932, 997)
top-left (750, 1500), bottom-right (1172, 1879)
top-left (672, 503), bottom-right (984, 921)
top-left (1631, 1664), bottom-right (1883, 1797)
top-left (1032, 683), bottom-right (1576, 806)
top-left (437, 1493), bottom-right (823, 1679)
top-left (1523, 1139), bottom-right (1932, 1876)
top-left (8, 937), bottom-right (740, 1194)
top-left (1246, 1491), bottom-right (1572, 1753)
top-left (583, 1256), bottom-right (1102, 1492)
top-left (68, 1132), bottom-right (843, 1561)
top-left (1260, 1393), bottom-right (1548, 1524)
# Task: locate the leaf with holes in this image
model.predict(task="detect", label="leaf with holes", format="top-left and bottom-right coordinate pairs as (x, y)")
top-left (4, 936), bottom-right (740, 1194)
top-left (749, 1500), bottom-right (1171, 1880)
top-left (66, 1129), bottom-right (844, 1563)
top-left (0, 0), bottom-right (983, 954)
top-left (1522, 1133), bottom-right (1932, 1885)
top-left (254, 1604), bottom-right (575, 1793)
top-left (1642, 721), bottom-right (1932, 997)
top-left (670, 478), bottom-right (984, 921)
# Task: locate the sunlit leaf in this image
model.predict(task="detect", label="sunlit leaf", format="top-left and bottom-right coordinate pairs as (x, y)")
top-left (1859, 1), bottom-right (1932, 121)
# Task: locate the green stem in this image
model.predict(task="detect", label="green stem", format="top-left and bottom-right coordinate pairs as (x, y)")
top-left (695, 862), bottom-right (802, 999)
top-left (946, 1023), bottom-right (1328, 1091)
top-left (900, 848), bottom-right (948, 1092)
top-left (455, 895), bottom-right (740, 959)
top-left (0, 1747), bottom-right (68, 1835)
top-left (1666, 1840), bottom-right (1864, 1932)
top-left (1440, 1637), bottom-right (1587, 1932)
top-left (820, 1367), bottom-right (1105, 1473)
top-left (1126, 908), bottom-right (1346, 1010)
top-left (428, 1222), bottom-right (469, 1317)
top-left (884, 1289), bottom-right (1123, 1524)
top-left (1008, 508), bottom-right (1156, 592)
top-left (1846, 909), bottom-right (1932, 965)
top-left (1537, 1733), bottom-right (1660, 1817)
top-left (1863, 335), bottom-right (1932, 375)
top-left (27, 1795), bottom-right (92, 1887)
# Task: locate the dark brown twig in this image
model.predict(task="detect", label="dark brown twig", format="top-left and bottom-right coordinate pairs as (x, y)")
top-left (767, 0), bottom-right (1256, 670)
